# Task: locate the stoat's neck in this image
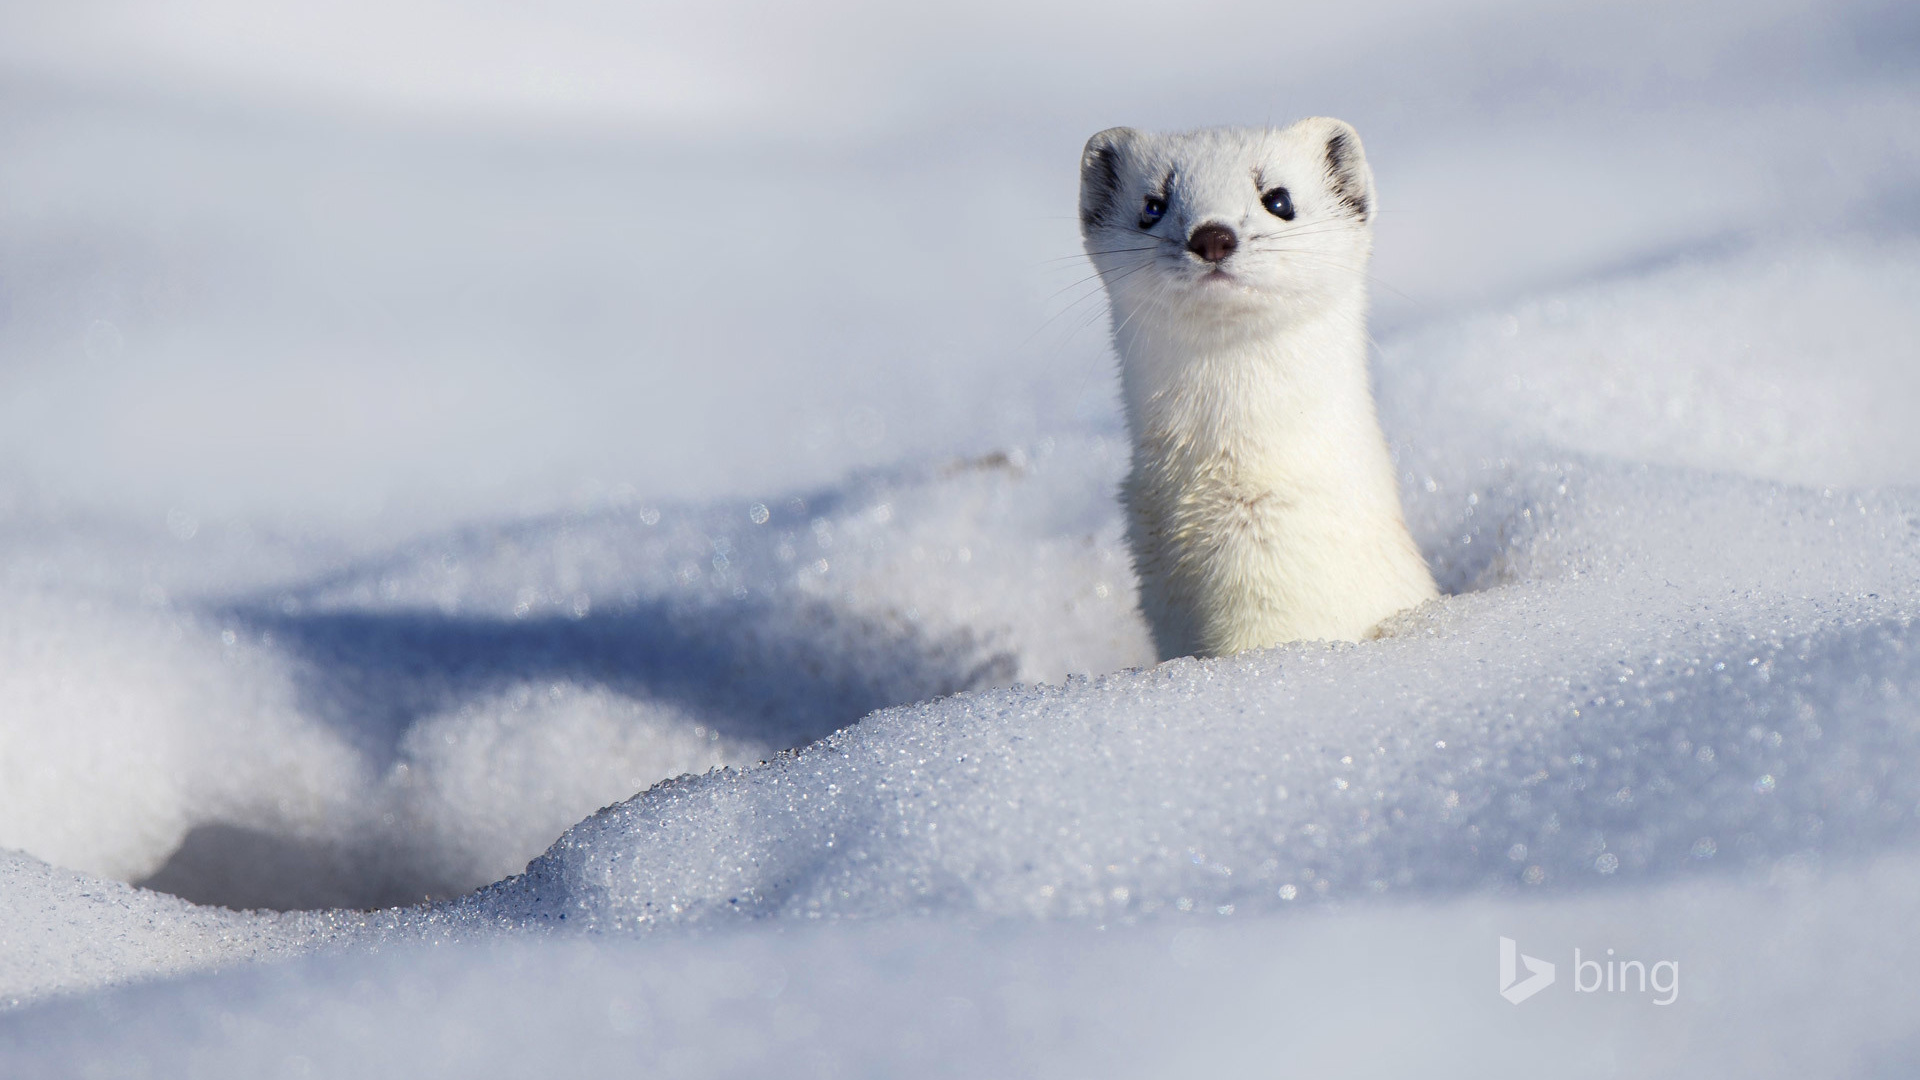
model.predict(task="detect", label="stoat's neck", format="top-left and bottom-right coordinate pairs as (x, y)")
top-left (1115, 290), bottom-right (1396, 506)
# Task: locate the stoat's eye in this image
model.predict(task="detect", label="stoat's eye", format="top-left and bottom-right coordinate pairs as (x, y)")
top-left (1261, 187), bottom-right (1294, 220)
top-left (1139, 196), bottom-right (1167, 228)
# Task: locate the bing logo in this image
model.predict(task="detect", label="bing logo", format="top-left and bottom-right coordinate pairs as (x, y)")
top-left (1496, 937), bottom-right (1680, 1005)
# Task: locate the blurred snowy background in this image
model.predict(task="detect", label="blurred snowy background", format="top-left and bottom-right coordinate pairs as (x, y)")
top-left (1, 0), bottom-right (1919, 1075)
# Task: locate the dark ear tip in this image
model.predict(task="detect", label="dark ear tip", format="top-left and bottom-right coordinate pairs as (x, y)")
top-left (1083, 126), bottom-right (1137, 161)
top-left (1080, 128), bottom-right (1135, 229)
top-left (1316, 119), bottom-right (1374, 221)
top-left (1319, 122), bottom-right (1363, 153)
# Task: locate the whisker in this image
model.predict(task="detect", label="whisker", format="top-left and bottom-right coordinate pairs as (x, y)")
top-left (1240, 225), bottom-right (1361, 244)
top-left (1023, 258), bottom-right (1158, 346)
top-left (1036, 246), bottom-right (1161, 266)
top-left (1109, 274), bottom-right (1162, 341)
top-left (1041, 266), bottom-right (1123, 306)
top-left (1037, 251), bottom-right (1165, 306)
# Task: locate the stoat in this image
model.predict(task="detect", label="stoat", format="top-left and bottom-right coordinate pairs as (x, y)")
top-left (1079, 119), bottom-right (1437, 659)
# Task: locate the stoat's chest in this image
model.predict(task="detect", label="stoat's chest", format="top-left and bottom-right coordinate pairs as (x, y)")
top-left (1123, 347), bottom-right (1351, 512)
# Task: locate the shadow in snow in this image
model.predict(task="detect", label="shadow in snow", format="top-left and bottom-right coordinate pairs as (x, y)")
top-left (234, 595), bottom-right (1015, 767)
top-left (138, 593), bottom-right (1017, 911)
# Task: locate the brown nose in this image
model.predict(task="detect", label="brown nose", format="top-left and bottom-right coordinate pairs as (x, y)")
top-left (1186, 223), bottom-right (1237, 263)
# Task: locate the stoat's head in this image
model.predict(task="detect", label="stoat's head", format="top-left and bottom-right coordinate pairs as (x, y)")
top-left (1079, 119), bottom-right (1375, 331)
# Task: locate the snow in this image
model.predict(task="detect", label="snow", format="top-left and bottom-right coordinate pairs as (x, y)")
top-left (14, 861), bottom-right (1920, 1076)
top-left (3, 0), bottom-right (1920, 1074)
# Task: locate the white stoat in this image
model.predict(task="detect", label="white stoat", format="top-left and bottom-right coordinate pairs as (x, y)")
top-left (1078, 118), bottom-right (1437, 660)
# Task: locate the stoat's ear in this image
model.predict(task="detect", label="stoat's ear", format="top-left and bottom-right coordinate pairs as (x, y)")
top-left (1303, 117), bottom-right (1374, 223)
top-left (1079, 127), bottom-right (1138, 231)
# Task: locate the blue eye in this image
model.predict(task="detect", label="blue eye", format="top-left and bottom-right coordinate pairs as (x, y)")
top-left (1139, 196), bottom-right (1167, 228)
top-left (1261, 187), bottom-right (1294, 220)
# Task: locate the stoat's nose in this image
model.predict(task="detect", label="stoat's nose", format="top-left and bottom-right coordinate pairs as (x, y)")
top-left (1186, 223), bottom-right (1237, 263)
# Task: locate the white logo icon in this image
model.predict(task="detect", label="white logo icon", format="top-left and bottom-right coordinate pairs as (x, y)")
top-left (1499, 936), bottom-right (1556, 1004)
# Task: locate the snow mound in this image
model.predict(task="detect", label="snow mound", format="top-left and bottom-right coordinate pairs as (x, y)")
top-left (0, 594), bottom-right (351, 884)
top-left (0, 439), bottom-right (1148, 911)
top-left (1380, 237), bottom-right (1920, 489)
top-left (474, 453), bottom-right (1920, 927)
top-left (0, 850), bottom-right (330, 1006)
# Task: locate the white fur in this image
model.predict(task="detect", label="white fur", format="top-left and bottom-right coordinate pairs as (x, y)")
top-left (1079, 119), bottom-right (1437, 659)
